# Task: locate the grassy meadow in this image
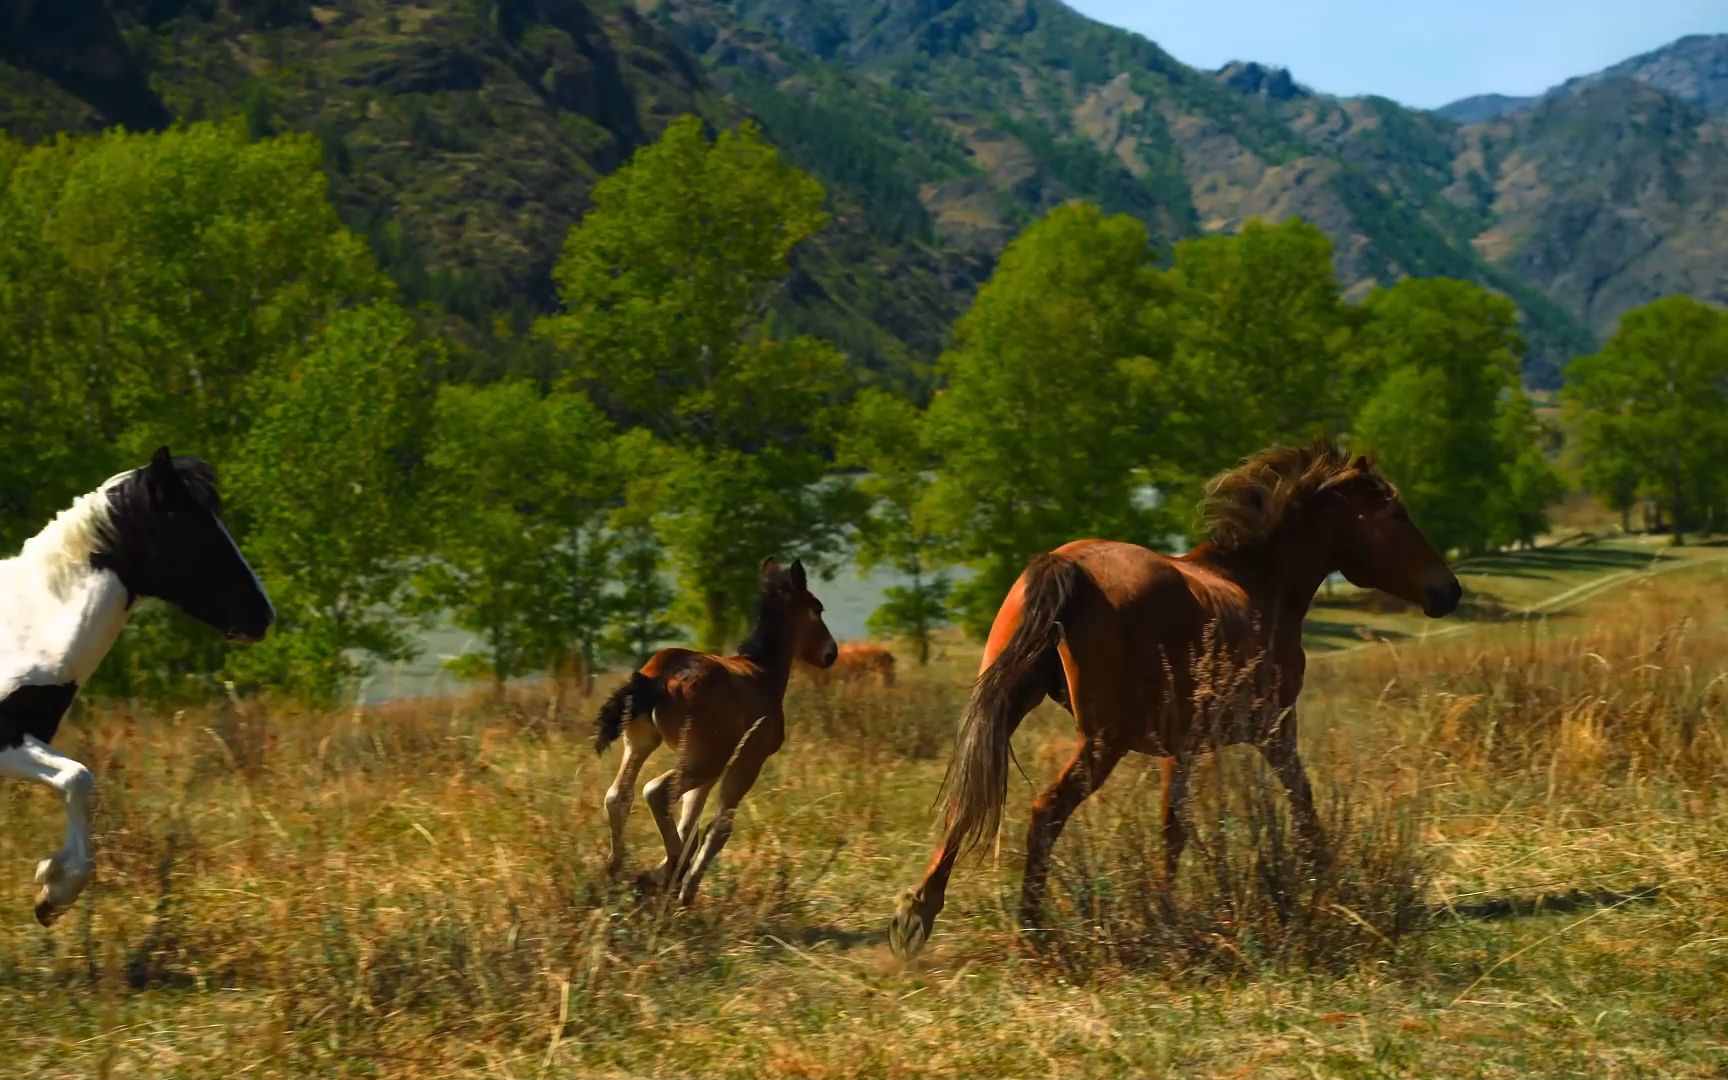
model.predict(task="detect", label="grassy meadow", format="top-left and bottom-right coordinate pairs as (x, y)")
top-left (3, 535), bottom-right (1728, 1078)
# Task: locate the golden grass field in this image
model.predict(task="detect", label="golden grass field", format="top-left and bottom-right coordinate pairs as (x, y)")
top-left (3, 535), bottom-right (1727, 1078)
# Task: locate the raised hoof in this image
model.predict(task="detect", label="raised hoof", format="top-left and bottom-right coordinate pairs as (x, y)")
top-left (33, 898), bottom-right (57, 927)
top-left (888, 890), bottom-right (931, 959)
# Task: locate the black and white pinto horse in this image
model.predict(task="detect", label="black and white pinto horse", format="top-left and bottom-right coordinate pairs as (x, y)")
top-left (0, 447), bottom-right (273, 925)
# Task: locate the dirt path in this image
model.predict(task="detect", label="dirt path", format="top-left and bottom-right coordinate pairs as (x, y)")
top-left (1316, 543), bottom-right (1728, 659)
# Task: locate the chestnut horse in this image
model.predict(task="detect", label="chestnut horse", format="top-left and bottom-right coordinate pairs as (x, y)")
top-left (594, 558), bottom-right (837, 904)
top-left (806, 642), bottom-right (897, 688)
top-left (889, 438), bottom-right (1462, 957)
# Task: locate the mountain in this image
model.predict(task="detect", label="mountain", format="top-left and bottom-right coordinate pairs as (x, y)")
top-left (1459, 78), bottom-right (1728, 341)
top-left (1435, 93), bottom-right (1535, 124)
top-left (646, 0), bottom-right (1598, 383)
top-left (2, 1), bottom-right (1723, 391)
top-left (1437, 33), bottom-right (1728, 121)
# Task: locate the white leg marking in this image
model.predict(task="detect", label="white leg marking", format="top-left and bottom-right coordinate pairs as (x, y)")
top-left (650, 779), bottom-right (714, 884)
top-left (677, 807), bottom-right (737, 906)
top-left (0, 736), bottom-right (95, 923)
top-left (604, 742), bottom-right (650, 874)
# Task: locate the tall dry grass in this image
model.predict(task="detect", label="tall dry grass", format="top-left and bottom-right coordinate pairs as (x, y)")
top-left (0, 593), bottom-right (1725, 1075)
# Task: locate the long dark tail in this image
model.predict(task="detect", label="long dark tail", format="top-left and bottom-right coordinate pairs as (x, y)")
top-left (593, 671), bottom-right (663, 755)
top-left (937, 552), bottom-right (1085, 859)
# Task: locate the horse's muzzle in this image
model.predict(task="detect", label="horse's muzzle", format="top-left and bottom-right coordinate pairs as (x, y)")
top-left (1423, 578), bottom-right (1463, 618)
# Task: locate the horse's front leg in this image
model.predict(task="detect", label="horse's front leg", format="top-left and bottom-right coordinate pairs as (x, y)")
top-left (0, 736), bottom-right (95, 925)
top-left (1259, 717), bottom-right (1329, 871)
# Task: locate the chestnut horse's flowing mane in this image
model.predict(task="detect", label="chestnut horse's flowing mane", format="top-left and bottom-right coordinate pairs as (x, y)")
top-left (1200, 435), bottom-right (1396, 552)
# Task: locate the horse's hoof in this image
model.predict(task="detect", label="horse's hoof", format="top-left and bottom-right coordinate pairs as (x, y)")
top-left (889, 890), bottom-right (930, 959)
top-left (34, 898), bottom-right (57, 927)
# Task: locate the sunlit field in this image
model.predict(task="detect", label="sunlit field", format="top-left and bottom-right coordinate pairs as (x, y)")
top-left (3, 537), bottom-right (1727, 1078)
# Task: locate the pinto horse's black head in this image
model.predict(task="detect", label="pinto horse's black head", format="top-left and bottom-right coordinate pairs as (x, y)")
top-left (91, 447), bottom-right (275, 643)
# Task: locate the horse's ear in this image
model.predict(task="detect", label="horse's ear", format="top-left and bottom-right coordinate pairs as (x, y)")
top-left (789, 559), bottom-right (807, 590)
top-left (146, 446), bottom-right (184, 490)
top-left (1351, 455), bottom-right (1372, 473)
top-left (760, 556), bottom-right (781, 579)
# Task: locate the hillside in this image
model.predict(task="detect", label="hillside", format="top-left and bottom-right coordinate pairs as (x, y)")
top-left (0, 0), bottom-right (959, 388)
top-left (646, 0), bottom-right (1608, 382)
top-left (1439, 33), bottom-right (1728, 121)
top-left (3, 2), bottom-right (1724, 389)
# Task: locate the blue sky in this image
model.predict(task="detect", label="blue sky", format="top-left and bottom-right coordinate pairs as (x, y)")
top-left (1065, 1), bottom-right (1726, 108)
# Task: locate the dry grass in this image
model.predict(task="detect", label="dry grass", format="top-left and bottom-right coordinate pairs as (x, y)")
top-left (3, 560), bottom-right (1728, 1077)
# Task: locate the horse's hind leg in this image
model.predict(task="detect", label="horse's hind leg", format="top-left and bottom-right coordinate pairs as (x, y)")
top-left (1019, 733), bottom-right (1126, 933)
top-left (604, 725), bottom-right (659, 874)
top-left (644, 769), bottom-right (714, 886)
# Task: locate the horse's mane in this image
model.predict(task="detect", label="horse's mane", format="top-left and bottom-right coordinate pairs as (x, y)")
top-left (14, 457), bottom-right (221, 595)
top-left (1200, 436), bottom-right (1394, 552)
top-left (737, 567), bottom-right (795, 664)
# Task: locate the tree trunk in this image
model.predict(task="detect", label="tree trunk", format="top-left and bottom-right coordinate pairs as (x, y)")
top-left (702, 590), bottom-right (729, 653)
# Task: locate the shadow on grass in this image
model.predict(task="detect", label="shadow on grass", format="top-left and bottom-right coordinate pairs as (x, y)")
top-left (1431, 884), bottom-right (1662, 923)
top-left (1458, 546), bottom-right (1661, 578)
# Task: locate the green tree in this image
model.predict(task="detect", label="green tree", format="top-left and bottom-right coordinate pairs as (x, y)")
top-left (1351, 278), bottom-right (1525, 555)
top-left (1486, 390), bottom-right (1564, 550)
top-left (924, 202), bottom-right (1174, 635)
top-left (1162, 219), bottom-right (1354, 477)
top-left (418, 381), bottom-right (620, 693)
top-left (839, 389), bottom-right (949, 664)
top-left (224, 303), bottom-right (433, 702)
top-left (538, 116), bottom-right (853, 649)
top-left (604, 431), bottom-right (681, 666)
top-left (0, 123), bottom-right (386, 550)
top-left (1563, 296), bottom-right (1728, 544)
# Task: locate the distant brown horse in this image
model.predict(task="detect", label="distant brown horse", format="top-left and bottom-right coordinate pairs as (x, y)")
top-left (889, 437), bottom-right (1462, 957)
top-left (594, 558), bottom-right (838, 903)
top-left (805, 642), bottom-right (897, 688)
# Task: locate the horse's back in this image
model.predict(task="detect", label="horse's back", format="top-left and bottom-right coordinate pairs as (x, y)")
top-left (638, 647), bottom-right (779, 754)
top-left (1049, 540), bottom-right (1242, 634)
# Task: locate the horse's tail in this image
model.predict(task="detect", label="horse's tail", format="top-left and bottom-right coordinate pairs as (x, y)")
top-left (593, 671), bottom-right (663, 755)
top-left (937, 552), bottom-right (1084, 859)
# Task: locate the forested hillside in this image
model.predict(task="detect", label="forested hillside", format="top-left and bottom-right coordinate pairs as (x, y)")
top-left (3, 1), bottom-right (1724, 388)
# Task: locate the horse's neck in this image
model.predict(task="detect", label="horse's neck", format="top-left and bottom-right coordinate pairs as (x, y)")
top-left (734, 650), bottom-right (794, 697)
top-left (0, 557), bottom-right (134, 688)
top-left (1196, 539), bottom-right (1333, 632)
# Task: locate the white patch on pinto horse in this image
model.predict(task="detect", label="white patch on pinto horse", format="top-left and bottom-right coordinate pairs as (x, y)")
top-left (1, 478), bottom-right (135, 691)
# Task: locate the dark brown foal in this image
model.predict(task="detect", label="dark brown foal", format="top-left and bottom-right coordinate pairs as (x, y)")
top-left (594, 558), bottom-right (837, 904)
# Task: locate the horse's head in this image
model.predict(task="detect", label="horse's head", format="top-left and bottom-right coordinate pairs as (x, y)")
top-left (1325, 457), bottom-right (1462, 618)
top-left (762, 557), bottom-right (838, 668)
top-left (96, 447), bottom-right (275, 642)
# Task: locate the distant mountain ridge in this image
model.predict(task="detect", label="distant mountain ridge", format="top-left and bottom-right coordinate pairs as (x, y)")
top-left (1437, 33), bottom-right (1728, 121)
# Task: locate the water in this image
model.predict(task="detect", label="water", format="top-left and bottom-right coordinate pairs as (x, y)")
top-left (360, 559), bottom-right (973, 704)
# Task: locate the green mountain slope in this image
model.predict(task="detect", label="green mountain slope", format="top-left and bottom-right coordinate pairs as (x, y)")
top-left (2, 1), bottom-right (1721, 391)
top-left (645, 0), bottom-right (1609, 383)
